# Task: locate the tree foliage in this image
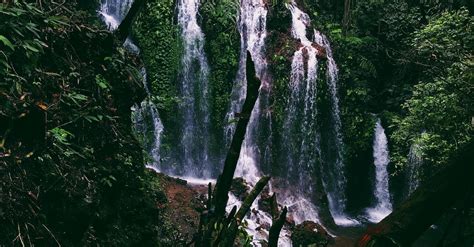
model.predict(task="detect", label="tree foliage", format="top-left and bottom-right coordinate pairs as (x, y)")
top-left (0, 1), bottom-right (174, 245)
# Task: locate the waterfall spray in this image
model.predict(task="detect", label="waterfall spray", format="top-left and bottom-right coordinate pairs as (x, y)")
top-left (99, 0), bottom-right (133, 30)
top-left (100, 0), bottom-right (164, 166)
top-left (226, 0), bottom-right (269, 185)
top-left (313, 30), bottom-right (356, 225)
top-left (366, 119), bottom-right (392, 223)
top-left (174, 0), bottom-right (212, 177)
top-left (225, 0), bottom-right (268, 142)
top-left (285, 2), bottom-right (320, 195)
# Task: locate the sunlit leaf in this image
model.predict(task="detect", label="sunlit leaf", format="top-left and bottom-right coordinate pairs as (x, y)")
top-left (0, 35), bottom-right (15, 51)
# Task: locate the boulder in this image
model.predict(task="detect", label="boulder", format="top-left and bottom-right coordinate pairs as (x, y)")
top-left (230, 177), bottom-right (250, 201)
top-left (257, 190), bottom-right (273, 215)
top-left (286, 215), bottom-right (296, 226)
top-left (291, 221), bottom-right (331, 247)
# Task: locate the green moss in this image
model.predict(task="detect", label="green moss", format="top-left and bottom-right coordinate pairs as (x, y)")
top-left (132, 0), bottom-right (181, 125)
top-left (200, 0), bottom-right (241, 151)
top-left (133, 0), bottom-right (240, 155)
top-left (266, 6), bottom-right (307, 177)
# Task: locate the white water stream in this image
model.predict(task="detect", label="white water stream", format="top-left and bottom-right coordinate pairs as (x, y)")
top-left (100, 0), bottom-right (164, 166)
top-left (174, 0), bottom-right (212, 178)
top-left (282, 2), bottom-right (321, 221)
top-left (365, 119), bottom-right (392, 223)
top-left (99, 0), bottom-right (133, 30)
top-left (313, 30), bottom-right (354, 225)
top-left (285, 1), bottom-right (357, 226)
top-left (225, 0), bottom-right (269, 186)
top-left (99, 0), bottom-right (376, 245)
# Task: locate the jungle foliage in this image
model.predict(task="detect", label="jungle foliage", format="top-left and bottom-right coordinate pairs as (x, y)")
top-left (1, 0), bottom-right (472, 245)
top-left (200, 0), bottom-right (241, 151)
top-left (325, 1), bottom-right (473, 205)
top-left (132, 0), bottom-right (181, 159)
top-left (135, 0), bottom-right (473, 209)
top-left (0, 1), bottom-right (176, 245)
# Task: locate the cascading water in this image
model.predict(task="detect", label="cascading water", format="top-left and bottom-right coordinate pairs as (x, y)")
top-left (132, 70), bottom-right (164, 164)
top-left (365, 119), bottom-right (392, 223)
top-left (224, 1), bottom-right (278, 244)
top-left (99, 0), bottom-right (164, 165)
top-left (100, 1), bottom-right (307, 245)
top-left (227, 0), bottom-right (269, 185)
top-left (99, 0), bottom-right (133, 30)
top-left (165, 0), bottom-right (212, 178)
top-left (284, 1), bottom-right (354, 225)
top-left (313, 30), bottom-right (355, 225)
top-left (225, 0), bottom-right (268, 140)
top-left (281, 2), bottom-right (321, 223)
top-left (225, 2), bottom-right (322, 244)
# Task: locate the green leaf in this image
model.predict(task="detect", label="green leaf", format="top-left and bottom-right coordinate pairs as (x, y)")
top-left (95, 75), bottom-right (110, 89)
top-left (0, 35), bottom-right (15, 51)
top-left (24, 43), bottom-right (40, 53)
top-left (50, 127), bottom-right (74, 144)
top-left (84, 115), bottom-right (100, 123)
top-left (98, 81), bottom-right (108, 89)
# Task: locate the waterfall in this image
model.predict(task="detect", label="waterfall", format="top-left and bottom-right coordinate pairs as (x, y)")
top-left (132, 69), bottom-right (164, 164)
top-left (99, 0), bottom-right (164, 166)
top-left (132, 101), bottom-right (164, 164)
top-left (99, 0), bottom-right (139, 53)
top-left (279, 3), bottom-right (321, 223)
top-left (283, 47), bottom-right (319, 190)
top-left (169, 0), bottom-right (212, 178)
top-left (284, 1), bottom-right (353, 225)
top-left (224, 2), bottom-right (274, 242)
top-left (225, 0), bottom-right (268, 141)
top-left (226, 0), bottom-right (269, 185)
top-left (366, 119), bottom-right (392, 223)
top-left (313, 30), bottom-right (354, 225)
top-left (285, 2), bottom-right (320, 192)
top-left (99, 0), bottom-right (133, 30)
top-left (226, 1), bottom-right (318, 244)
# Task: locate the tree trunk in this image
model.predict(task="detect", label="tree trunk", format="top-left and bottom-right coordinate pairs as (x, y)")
top-left (195, 52), bottom-right (261, 247)
top-left (116, 0), bottom-right (146, 43)
top-left (356, 141), bottom-right (474, 247)
top-left (342, 0), bottom-right (352, 35)
top-left (220, 176), bottom-right (271, 246)
top-left (269, 207), bottom-right (288, 247)
top-left (212, 51), bottom-right (261, 218)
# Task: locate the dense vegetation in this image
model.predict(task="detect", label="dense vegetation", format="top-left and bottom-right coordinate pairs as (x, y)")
top-left (133, 0), bottom-right (241, 158)
top-left (132, 0), bottom-right (474, 240)
top-left (137, 0), bottom-right (472, 207)
top-left (1, 0), bottom-right (472, 245)
top-left (0, 1), bottom-right (175, 245)
top-left (200, 0), bottom-right (241, 152)
top-left (319, 0), bottom-right (473, 205)
top-left (132, 0), bottom-right (181, 160)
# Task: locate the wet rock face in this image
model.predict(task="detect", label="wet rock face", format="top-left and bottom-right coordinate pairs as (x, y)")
top-left (257, 189), bottom-right (274, 215)
top-left (291, 221), bottom-right (331, 247)
top-left (230, 177), bottom-right (251, 201)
